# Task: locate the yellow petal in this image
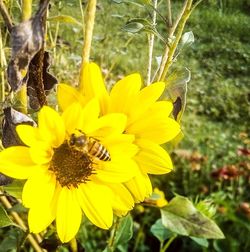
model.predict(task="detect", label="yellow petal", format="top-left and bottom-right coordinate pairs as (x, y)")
top-left (108, 184), bottom-right (134, 212)
top-left (0, 147), bottom-right (38, 179)
top-left (80, 63), bottom-right (110, 115)
top-left (22, 170), bottom-right (56, 208)
top-left (56, 187), bottom-right (82, 243)
top-left (127, 82), bottom-right (165, 126)
top-left (57, 83), bottom-right (85, 111)
top-left (127, 102), bottom-right (180, 144)
top-left (91, 113), bottom-right (127, 137)
top-left (109, 73), bottom-right (141, 114)
top-left (135, 139), bottom-right (173, 174)
top-left (94, 158), bottom-right (138, 183)
top-left (38, 106), bottom-right (65, 148)
top-left (16, 125), bottom-right (39, 146)
top-left (28, 205), bottom-right (55, 233)
top-left (62, 102), bottom-right (84, 135)
top-left (76, 181), bottom-right (113, 229)
top-left (125, 173), bottom-right (152, 203)
top-left (107, 141), bottom-right (138, 159)
top-left (80, 98), bottom-right (100, 133)
top-left (29, 141), bottom-right (53, 165)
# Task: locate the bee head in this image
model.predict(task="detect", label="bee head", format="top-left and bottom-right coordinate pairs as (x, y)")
top-left (69, 132), bottom-right (87, 148)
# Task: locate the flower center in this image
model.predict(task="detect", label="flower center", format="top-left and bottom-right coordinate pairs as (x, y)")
top-left (49, 142), bottom-right (94, 188)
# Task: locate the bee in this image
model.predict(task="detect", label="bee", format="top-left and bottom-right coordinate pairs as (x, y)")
top-left (68, 130), bottom-right (111, 161)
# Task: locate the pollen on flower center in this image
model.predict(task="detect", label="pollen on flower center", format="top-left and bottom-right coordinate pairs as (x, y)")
top-left (49, 142), bottom-right (94, 188)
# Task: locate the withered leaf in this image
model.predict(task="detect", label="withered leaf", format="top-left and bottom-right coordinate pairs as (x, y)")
top-left (163, 68), bottom-right (191, 123)
top-left (2, 107), bottom-right (36, 148)
top-left (0, 173), bottom-right (13, 186)
top-left (27, 51), bottom-right (57, 110)
top-left (7, 0), bottom-right (50, 91)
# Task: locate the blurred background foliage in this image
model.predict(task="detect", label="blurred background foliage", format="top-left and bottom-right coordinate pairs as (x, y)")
top-left (0, 0), bottom-right (249, 251)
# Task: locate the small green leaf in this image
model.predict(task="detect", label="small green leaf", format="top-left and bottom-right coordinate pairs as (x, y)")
top-left (47, 15), bottom-right (82, 26)
top-left (4, 180), bottom-right (25, 199)
top-left (122, 22), bottom-right (144, 33)
top-left (190, 237), bottom-right (209, 248)
top-left (161, 196), bottom-right (225, 239)
top-left (114, 215), bottom-right (133, 246)
top-left (150, 219), bottom-right (173, 242)
top-left (0, 205), bottom-right (14, 228)
top-left (180, 31), bottom-right (195, 48)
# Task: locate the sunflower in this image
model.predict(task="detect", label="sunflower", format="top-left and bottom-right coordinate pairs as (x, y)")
top-left (0, 100), bottom-right (139, 242)
top-left (57, 63), bottom-right (181, 203)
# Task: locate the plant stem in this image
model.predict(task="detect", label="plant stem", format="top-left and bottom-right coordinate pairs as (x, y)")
top-left (22, 0), bottom-right (32, 21)
top-left (157, 0), bottom-right (193, 81)
top-left (0, 28), bottom-right (7, 102)
top-left (16, 0), bottom-right (33, 114)
top-left (166, 0), bottom-right (172, 28)
top-left (108, 216), bottom-right (120, 252)
top-left (79, 0), bottom-right (96, 89)
top-left (0, 0), bottom-right (13, 32)
top-left (160, 235), bottom-right (177, 252)
top-left (0, 195), bottom-right (44, 252)
top-left (146, 0), bottom-right (157, 86)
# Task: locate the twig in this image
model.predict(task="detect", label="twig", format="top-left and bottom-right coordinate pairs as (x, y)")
top-left (0, 195), bottom-right (44, 252)
top-left (167, 0), bottom-right (172, 29)
top-left (156, 0), bottom-right (193, 81)
top-left (0, 0), bottom-right (13, 32)
top-left (159, 0), bottom-right (193, 81)
top-left (146, 0), bottom-right (158, 85)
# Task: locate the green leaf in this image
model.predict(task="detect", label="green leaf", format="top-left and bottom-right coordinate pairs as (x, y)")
top-left (180, 31), bottom-right (195, 48)
top-left (114, 215), bottom-right (133, 246)
top-left (4, 180), bottom-right (25, 199)
top-left (190, 237), bottom-right (209, 248)
top-left (163, 68), bottom-right (191, 122)
top-left (150, 219), bottom-right (173, 242)
top-left (0, 205), bottom-right (14, 228)
top-left (160, 196), bottom-right (225, 239)
top-left (122, 21), bottom-right (144, 33)
top-left (47, 15), bottom-right (82, 26)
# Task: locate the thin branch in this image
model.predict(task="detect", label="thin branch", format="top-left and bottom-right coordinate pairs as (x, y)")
top-left (158, 0), bottom-right (193, 81)
top-left (146, 0), bottom-right (158, 85)
top-left (156, 0), bottom-right (193, 81)
top-left (0, 0), bottom-right (13, 32)
top-left (167, 0), bottom-right (172, 29)
top-left (0, 195), bottom-right (44, 252)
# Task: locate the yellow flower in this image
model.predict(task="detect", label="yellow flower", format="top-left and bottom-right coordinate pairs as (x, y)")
top-left (58, 63), bottom-right (181, 203)
top-left (144, 188), bottom-right (168, 208)
top-left (0, 101), bottom-right (139, 242)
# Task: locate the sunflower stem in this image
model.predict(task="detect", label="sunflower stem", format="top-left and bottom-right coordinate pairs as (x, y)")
top-left (79, 0), bottom-right (96, 89)
top-left (16, 0), bottom-right (33, 114)
top-left (0, 195), bottom-right (44, 252)
top-left (160, 235), bottom-right (177, 252)
top-left (108, 216), bottom-right (120, 252)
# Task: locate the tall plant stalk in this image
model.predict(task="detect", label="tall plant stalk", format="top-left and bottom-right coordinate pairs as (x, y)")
top-left (146, 0), bottom-right (158, 86)
top-left (16, 0), bottom-right (33, 114)
top-left (157, 0), bottom-right (193, 81)
top-left (79, 0), bottom-right (96, 90)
